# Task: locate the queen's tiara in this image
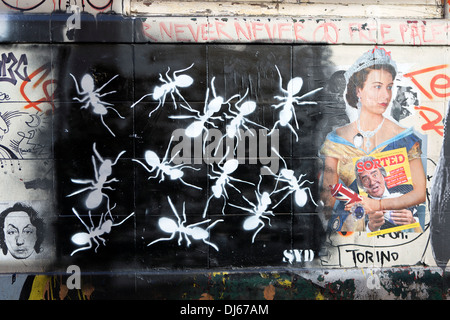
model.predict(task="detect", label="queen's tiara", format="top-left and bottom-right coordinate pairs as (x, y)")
top-left (344, 47), bottom-right (397, 84)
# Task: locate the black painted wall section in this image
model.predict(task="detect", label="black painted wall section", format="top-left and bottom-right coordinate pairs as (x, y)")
top-left (0, 12), bottom-right (382, 273)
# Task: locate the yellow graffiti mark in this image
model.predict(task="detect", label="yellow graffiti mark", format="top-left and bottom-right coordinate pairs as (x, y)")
top-left (212, 272), bottom-right (229, 286)
top-left (277, 278), bottom-right (292, 287)
top-left (81, 283), bottom-right (95, 300)
top-left (315, 292), bottom-right (325, 300)
top-left (27, 275), bottom-right (92, 300)
top-left (28, 275), bottom-right (52, 300)
top-left (367, 222), bottom-right (420, 237)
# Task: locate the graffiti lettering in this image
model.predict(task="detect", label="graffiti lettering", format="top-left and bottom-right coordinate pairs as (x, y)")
top-left (348, 23), bottom-right (377, 43)
top-left (402, 65), bottom-right (448, 135)
top-left (156, 21), bottom-right (234, 42)
top-left (313, 22), bottom-right (339, 43)
top-left (20, 63), bottom-right (57, 113)
top-left (404, 64), bottom-right (448, 100)
top-left (0, 52), bottom-right (29, 85)
top-left (379, 24), bottom-right (395, 44)
top-left (346, 249), bottom-right (399, 266)
top-left (0, 92), bottom-right (10, 101)
top-left (66, 5), bottom-right (81, 31)
top-left (414, 106), bottom-right (444, 136)
top-left (293, 22), bottom-right (307, 41)
top-left (1, 0), bottom-right (113, 12)
top-left (282, 249), bottom-right (315, 264)
top-left (399, 21), bottom-right (446, 45)
top-left (376, 231), bottom-right (409, 240)
top-left (143, 19), bottom-right (450, 45)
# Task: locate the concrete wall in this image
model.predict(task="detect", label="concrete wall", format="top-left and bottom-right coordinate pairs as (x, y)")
top-left (0, 0), bottom-right (449, 301)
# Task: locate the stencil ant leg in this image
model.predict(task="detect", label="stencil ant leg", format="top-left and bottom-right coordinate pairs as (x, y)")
top-left (271, 183), bottom-right (290, 195)
top-left (301, 186), bottom-right (319, 206)
top-left (252, 214), bottom-right (274, 243)
top-left (172, 163), bottom-right (200, 172)
top-left (98, 90), bottom-right (116, 98)
top-left (202, 194), bottom-right (214, 218)
top-left (73, 95), bottom-right (88, 103)
top-left (130, 93), bottom-right (154, 109)
top-left (104, 193), bottom-right (115, 220)
top-left (106, 106), bottom-right (125, 119)
top-left (100, 115), bottom-right (116, 137)
top-left (69, 73), bottom-right (83, 95)
top-left (270, 120), bottom-right (298, 141)
top-left (73, 207), bottom-right (91, 231)
top-left (203, 239), bottom-right (219, 251)
top-left (173, 63), bottom-right (195, 111)
top-left (274, 65), bottom-right (288, 95)
top-left (287, 123), bottom-right (299, 141)
top-left (291, 106), bottom-right (300, 130)
top-left (92, 235), bottom-right (102, 253)
top-left (268, 120), bottom-right (280, 136)
top-left (96, 74), bottom-right (119, 93)
top-left (71, 242), bottom-right (93, 256)
top-left (213, 133), bottom-right (228, 157)
top-left (221, 193), bottom-right (227, 215)
top-left (240, 194), bottom-right (258, 210)
top-left (272, 188), bottom-right (293, 209)
top-left (179, 177), bottom-right (202, 190)
top-left (147, 233), bottom-right (176, 247)
top-left (295, 175), bottom-right (318, 206)
top-left (251, 222), bottom-right (265, 244)
top-left (148, 105), bottom-right (162, 118)
top-left (173, 63), bottom-right (194, 76)
top-left (194, 219), bottom-right (223, 251)
top-left (132, 159), bottom-right (160, 180)
top-left (66, 184), bottom-right (95, 198)
top-left (228, 177), bottom-right (255, 191)
top-left (202, 128), bottom-right (211, 155)
top-left (169, 91), bottom-right (178, 110)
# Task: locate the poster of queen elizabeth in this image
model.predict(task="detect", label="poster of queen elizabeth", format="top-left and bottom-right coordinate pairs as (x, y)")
top-left (318, 47), bottom-right (427, 233)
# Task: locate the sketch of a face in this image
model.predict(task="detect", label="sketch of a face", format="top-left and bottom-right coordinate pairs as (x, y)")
top-left (4, 211), bottom-right (37, 259)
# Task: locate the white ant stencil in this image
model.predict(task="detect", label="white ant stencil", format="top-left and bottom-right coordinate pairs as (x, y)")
top-left (148, 196), bottom-right (223, 251)
top-left (265, 147), bottom-right (318, 209)
top-left (268, 65), bottom-right (323, 141)
top-left (70, 205), bottom-right (135, 256)
top-left (169, 77), bottom-right (236, 154)
top-left (67, 142), bottom-right (126, 218)
top-left (215, 88), bottom-right (268, 155)
top-left (130, 64), bottom-right (195, 117)
top-left (203, 148), bottom-right (254, 218)
top-left (229, 176), bottom-right (274, 243)
top-left (70, 73), bottom-right (125, 137)
top-left (132, 135), bottom-right (202, 190)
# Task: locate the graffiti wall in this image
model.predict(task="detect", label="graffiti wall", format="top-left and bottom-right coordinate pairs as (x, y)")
top-left (0, 8), bottom-right (449, 299)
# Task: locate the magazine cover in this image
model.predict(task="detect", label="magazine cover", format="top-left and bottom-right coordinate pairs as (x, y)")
top-left (352, 148), bottom-right (422, 236)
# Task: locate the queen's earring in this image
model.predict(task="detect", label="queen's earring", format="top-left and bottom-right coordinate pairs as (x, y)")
top-left (357, 96), bottom-right (362, 109)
